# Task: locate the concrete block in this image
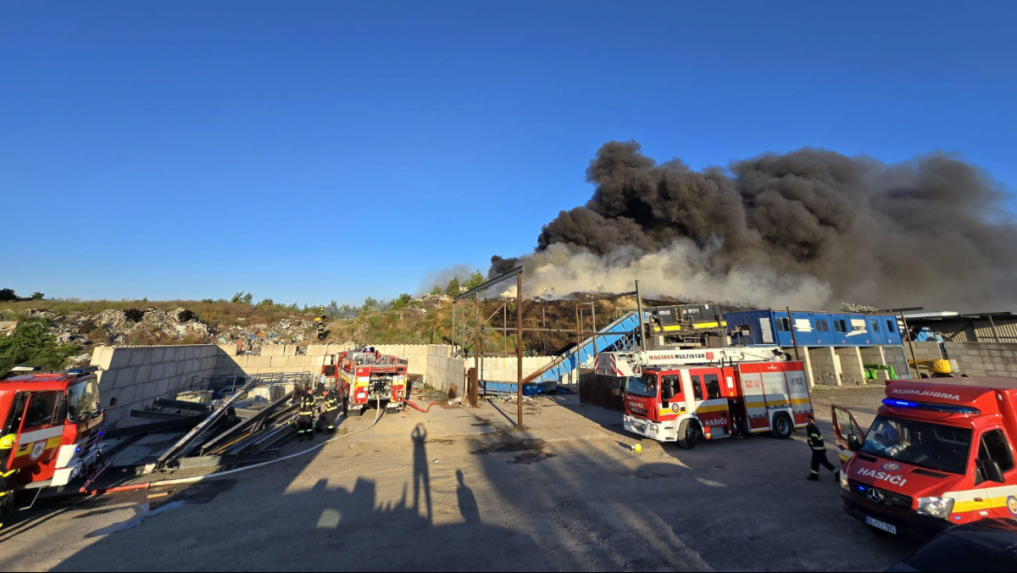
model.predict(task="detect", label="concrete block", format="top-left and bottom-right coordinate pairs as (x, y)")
top-left (151, 364), bottom-right (166, 381)
top-left (248, 356), bottom-right (273, 369)
top-left (115, 385), bottom-right (138, 407)
top-left (136, 365), bottom-right (153, 384)
top-left (262, 345), bottom-right (285, 357)
top-left (217, 344), bottom-right (238, 357)
top-left (283, 345), bottom-right (298, 357)
top-left (307, 345), bottom-right (328, 356)
top-left (157, 379), bottom-right (173, 396)
top-left (115, 367), bottom-right (139, 389)
top-left (143, 381), bottom-right (160, 401)
top-left (270, 356), bottom-right (294, 369)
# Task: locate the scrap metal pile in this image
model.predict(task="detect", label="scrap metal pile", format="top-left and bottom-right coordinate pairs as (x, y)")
top-left (106, 372), bottom-right (322, 473)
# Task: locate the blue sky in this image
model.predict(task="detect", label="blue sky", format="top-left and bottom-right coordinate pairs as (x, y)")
top-left (2, 1), bottom-right (1015, 306)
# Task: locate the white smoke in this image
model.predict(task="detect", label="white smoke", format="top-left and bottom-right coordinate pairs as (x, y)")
top-left (503, 241), bottom-right (832, 308)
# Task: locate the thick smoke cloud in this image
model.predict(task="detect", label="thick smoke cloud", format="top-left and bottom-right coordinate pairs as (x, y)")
top-left (493, 141), bottom-right (1017, 311)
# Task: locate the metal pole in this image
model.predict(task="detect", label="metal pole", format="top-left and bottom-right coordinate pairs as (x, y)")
top-left (635, 280), bottom-right (647, 352)
top-left (989, 315), bottom-right (1002, 343)
top-left (504, 305), bottom-right (508, 357)
top-left (517, 273), bottom-right (524, 429)
top-left (451, 300), bottom-right (456, 356)
top-left (786, 307), bottom-right (801, 361)
top-left (900, 313), bottom-right (920, 379)
top-left (592, 302), bottom-right (597, 357)
top-left (542, 300), bottom-right (546, 355)
top-left (473, 294), bottom-right (480, 407)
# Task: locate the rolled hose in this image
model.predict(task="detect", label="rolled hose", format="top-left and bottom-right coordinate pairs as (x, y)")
top-left (88, 398), bottom-right (386, 495)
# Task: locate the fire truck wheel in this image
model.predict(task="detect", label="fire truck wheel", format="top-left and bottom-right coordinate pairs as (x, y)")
top-left (678, 420), bottom-right (701, 450)
top-left (771, 413), bottom-right (793, 440)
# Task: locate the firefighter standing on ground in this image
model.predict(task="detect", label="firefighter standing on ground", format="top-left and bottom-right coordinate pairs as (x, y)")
top-left (322, 385), bottom-right (340, 434)
top-left (296, 386), bottom-right (315, 442)
top-left (806, 416), bottom-right (839, 481)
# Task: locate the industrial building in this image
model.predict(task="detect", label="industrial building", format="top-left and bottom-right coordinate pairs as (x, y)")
top-left (723, 309), bottom-right (910, 387)
top-left (902, 310), bottom-right (1017, 343)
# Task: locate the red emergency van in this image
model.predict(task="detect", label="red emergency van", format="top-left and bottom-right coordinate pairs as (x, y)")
top-left (832, 378), bottom-right (1017, 538)
top-left (624, 361), bottom-right (813, 449)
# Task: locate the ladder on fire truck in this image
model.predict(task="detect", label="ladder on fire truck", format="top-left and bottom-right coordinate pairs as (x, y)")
top-left (519, 311), bottom-right (647, 391)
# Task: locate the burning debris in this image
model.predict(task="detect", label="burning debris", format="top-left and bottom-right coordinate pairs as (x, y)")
top-left (494, 141), bottom-right (1017, 311)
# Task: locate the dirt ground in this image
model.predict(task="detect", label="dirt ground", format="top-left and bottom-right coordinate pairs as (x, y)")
top-left (0, 384), bottom-right (917, 572)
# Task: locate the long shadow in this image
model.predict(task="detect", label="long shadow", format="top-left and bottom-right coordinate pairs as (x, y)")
top-left (465, 395), bottom-right (918, 571)
top-left (23, 423), bottom-right (552, 572)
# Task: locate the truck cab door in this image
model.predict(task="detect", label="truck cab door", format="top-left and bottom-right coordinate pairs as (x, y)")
top-left (831, 405), bottom-right (866, 464)
top-left (1, 393), bottom-right (28, 472)
top-left (973, 428), bottom-right (1016, 520)
top-left (8, 392), bottom-right (63, 473)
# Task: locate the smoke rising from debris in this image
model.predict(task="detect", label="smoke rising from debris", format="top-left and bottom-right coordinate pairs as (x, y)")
top-left (493, 141), bottom-right (1017, 311)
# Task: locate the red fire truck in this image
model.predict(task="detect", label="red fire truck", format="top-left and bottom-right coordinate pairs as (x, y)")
top-left (624, 359), bottom-right (813, 449)
top-left (832, 378), bottom-right (1017, 538)
top-left (1, 367), bottom-right (108, 519)
top-left (322, 348), bottom-right (409, 416)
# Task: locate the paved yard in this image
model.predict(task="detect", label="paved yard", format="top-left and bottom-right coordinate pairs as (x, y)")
top-left (0, 384), bottom-right (914, 572)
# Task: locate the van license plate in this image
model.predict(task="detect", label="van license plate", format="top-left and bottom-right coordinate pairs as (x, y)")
top-left (865, 517), bottom-right (897, 535)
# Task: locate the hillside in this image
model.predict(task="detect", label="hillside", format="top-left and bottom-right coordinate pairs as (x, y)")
top-left (0, 294), bottom-right (642, 362)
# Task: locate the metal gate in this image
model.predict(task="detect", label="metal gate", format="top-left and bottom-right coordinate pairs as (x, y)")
top-left (883, 346), bottom-right (912, 380)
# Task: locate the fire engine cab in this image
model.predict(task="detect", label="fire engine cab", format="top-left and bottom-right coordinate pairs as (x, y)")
top-left (833, 378), bottom-right (1017, 538)
top-left (322, 348), bottom-right (409, 416)
top-left (623, 358), bottom-right (813, 449)
top-left (0, 367), bottom-right (107, 519)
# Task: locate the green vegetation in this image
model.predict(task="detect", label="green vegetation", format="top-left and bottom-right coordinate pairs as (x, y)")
top-left (444, 277), bottom-right (460, 297)
top-left (0, 321), bottom-right (81, 373)
top-left (0, 289), bottom-right (17, 302)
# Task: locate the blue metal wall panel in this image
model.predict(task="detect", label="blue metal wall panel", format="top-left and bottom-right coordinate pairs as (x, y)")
top-left (725, 310), bottom-right (903, 348)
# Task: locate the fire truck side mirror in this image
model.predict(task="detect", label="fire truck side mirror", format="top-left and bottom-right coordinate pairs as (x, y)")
top-left (976, 459), bottom-right (1005, 484)
top-left (110, 397), bottom-right (118, 408)
top-left (847, 434), bottom-right (862, 452)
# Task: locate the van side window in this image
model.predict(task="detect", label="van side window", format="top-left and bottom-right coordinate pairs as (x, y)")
top-left (691, 375), bottom-right (704, 401)
top-left (24, 392), bottom-right (60, 429)
top-left (834, 321), bottom-right (844, 333)
top-left (704, 375), bottom-right (722, 400)
top-left (979, 429), bottom-right (1015, 474)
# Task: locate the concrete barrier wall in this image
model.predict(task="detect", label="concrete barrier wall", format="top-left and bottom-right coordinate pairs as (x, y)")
top-left (943, 342), bottom-right (1017, 378)
top-left (469, 356), bottom-right (555, 382)
top-left (89, 345), bottom-right (219, 427)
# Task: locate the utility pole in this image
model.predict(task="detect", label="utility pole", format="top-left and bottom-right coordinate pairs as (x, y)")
top-left (473, 294), bottom-right (480, 407)
top-left (517, 273), bottom-right (524, 429)
top-left (635, 280), bottom-right (647, 351)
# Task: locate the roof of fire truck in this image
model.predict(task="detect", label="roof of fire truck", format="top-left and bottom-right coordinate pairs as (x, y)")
top-left (0, 369), bottom-right (96, 392)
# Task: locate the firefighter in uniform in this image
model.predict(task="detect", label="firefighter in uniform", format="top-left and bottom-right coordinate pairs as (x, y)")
top-left (313, 381), bottom-right (327, 433)
top-left (296, 386), bottom-right (315, 442)
top-left (323, 385), bottom-right (341, 434)
top-left (316, 307), bottom-right (327, 342)
top-left (806, 416), bottom-right (839, 481)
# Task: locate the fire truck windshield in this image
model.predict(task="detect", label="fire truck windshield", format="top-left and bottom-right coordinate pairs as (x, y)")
top-left (861, 415), bottom-right (973, 475)
top-left (67, 379), bottom-right (101, 423)
top-left (626, 374), bottom-right (659, 399)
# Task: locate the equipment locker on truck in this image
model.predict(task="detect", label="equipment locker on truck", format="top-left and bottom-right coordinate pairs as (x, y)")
top-left (832, 378), bottom-right (1017, 538)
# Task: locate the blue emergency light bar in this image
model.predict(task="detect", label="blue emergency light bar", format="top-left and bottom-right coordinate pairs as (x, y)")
top-left (882, 399), bottom-right (980, 416)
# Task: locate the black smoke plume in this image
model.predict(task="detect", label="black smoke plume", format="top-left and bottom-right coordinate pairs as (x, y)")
top-left (493, 141), bottom-right (1017, 311)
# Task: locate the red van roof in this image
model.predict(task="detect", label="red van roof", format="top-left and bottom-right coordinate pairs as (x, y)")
top-left (885, 378), bottom-right (1016, 409)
